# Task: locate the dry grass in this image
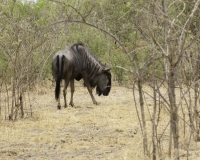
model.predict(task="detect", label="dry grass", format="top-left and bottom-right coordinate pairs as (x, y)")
top-left (0, 81), bottom-right (200, 159)
top-left (0, 81), bottom-right (143, 160)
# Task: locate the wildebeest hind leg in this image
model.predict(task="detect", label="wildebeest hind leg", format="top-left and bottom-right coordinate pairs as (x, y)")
top-left (69, 79), bottom-right (75, 107)
top-left (63, 79), bottom-right (70, 108)
top-left (57, 96), bottom-right (61, 109)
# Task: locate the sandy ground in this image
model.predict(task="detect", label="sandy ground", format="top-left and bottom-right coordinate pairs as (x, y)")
top-left (0, 81), bottom-right (144, 160)
top-left (1, 80), bottom-right (200, 160)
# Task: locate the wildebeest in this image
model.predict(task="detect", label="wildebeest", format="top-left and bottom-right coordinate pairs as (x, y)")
top-left (52, 42), bottom-right (111, 109)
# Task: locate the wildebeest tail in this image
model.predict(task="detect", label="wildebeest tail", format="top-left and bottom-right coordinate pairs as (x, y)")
top-left (55, 55), bottom-right (65, 100)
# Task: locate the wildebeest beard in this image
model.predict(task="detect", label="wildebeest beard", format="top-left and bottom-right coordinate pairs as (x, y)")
top-left (96, 85), bottom-right (110, 96)
top-left (96, 72), bottom-right (111, 96)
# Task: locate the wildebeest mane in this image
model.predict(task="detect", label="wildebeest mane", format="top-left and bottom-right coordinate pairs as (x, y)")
top-left (71, 43), bottom-right (105, 88)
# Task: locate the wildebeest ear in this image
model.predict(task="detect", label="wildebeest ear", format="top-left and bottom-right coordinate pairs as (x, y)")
top-left (103, 67), bottom-right (111, 72)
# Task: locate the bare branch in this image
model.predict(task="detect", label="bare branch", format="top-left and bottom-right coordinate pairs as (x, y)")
top-left (177, 0), bottom-right (200, 65)
top-left (116, 66), bottom-right (134, 74)
top-left (50, 19), bottom-right (140, 76)
top-left (48, 0), bottom-right (86, 22)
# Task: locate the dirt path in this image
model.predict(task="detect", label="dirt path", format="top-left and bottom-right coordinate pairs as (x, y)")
top-left (0, 82), bottom-right (143, 160)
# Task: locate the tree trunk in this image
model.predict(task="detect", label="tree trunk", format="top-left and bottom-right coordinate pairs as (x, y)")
top-left (194, 52), bottom-right (200, 140)
top-left (137, 78), bottom-right (149, 156)
top-left (168, 63), bottom-right (179, 159)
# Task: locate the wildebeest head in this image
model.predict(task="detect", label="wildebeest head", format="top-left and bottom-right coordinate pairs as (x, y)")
top-left (96, 67), bottom-right (111, 96)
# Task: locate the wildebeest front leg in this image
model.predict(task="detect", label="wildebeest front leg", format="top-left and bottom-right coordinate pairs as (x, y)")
top-left (83, 77), bottom-right (99, 105)
top-left (69, 79), bottom-right (75, 107)
top-left (63, 79), bottom-right (70, 108)
top-left (88, 87), bottom-right (99, 105)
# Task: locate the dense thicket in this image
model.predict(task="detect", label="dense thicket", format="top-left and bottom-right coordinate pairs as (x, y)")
top-left (1, 0), bottom-right (200, 159)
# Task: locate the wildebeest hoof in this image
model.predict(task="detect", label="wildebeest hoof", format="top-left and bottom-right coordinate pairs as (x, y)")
top-left (69, 102), bottom-right (74, 107)
top-left (64, 105), bottom-right (67, 108)
top-left (57, 105), bottom-right (61, 110)
top-left (94, 101), bottom-right (100, 105)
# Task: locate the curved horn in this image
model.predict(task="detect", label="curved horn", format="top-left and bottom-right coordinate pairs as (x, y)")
top-left (103, 67), bottom-right (111, 71)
